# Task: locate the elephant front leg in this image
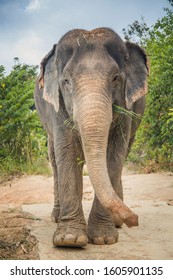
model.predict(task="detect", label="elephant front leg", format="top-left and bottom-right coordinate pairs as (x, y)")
top-left (88, 196), bottom-right (119, 245)
top-left (48, 136), bottom-right (60, 223)
top-left (53, 136), bottom-right (87, 247)
top-left (88, 133), bottom-right (127, 244)
top-left (106, 121), bottom-right (131, 226)
top-left (87, 161), bottom-right (123, 245)
top-left (107, 156), bottom-right (124, 227)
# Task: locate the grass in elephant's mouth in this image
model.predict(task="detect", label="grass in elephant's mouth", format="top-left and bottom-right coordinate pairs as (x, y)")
top-left (113, 105), bottom-right (142, 149)
top-left (113, 105), bottom-right (142, 120)
top-left (64, 116), bottom-right (73, 126)
top-left (64, 116), bottom-right (76, 131)
top-left (64, 107), bottom-right (141, 129)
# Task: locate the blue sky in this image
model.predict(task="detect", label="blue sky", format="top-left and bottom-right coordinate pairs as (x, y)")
top-left (0, 0), bottom-right (171, 73)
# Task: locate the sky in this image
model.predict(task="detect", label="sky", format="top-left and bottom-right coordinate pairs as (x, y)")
top-left (0, 0), bottom-right (171, 74)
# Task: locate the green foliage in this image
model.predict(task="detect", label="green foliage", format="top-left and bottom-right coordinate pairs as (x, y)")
top-left (0, 59), bottom-right (50, 178)
top-left (125, 2), bottom-right (173, 171)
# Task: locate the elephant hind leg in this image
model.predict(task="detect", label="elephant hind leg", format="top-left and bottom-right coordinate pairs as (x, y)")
top-left (48, 136), bottom-right (60, 223)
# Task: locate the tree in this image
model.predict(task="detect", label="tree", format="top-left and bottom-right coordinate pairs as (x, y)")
top-left (122, 16), bottom-right (150, 47)
top-left (123, 1), bottom-right (173, 171)
top-left (146, 5), bottom-right (173, 168)
top-left (0, 60), bottom-right (48, 177)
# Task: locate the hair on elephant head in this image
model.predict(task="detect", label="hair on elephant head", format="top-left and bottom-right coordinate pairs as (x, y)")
top-left (35, 28), bottom-right (149, 247)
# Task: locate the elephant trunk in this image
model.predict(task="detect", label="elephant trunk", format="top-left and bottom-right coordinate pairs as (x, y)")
top-left (74, 76), bottom-right (138, 227)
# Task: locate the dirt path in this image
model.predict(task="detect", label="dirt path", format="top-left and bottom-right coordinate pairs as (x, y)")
top-left (0, 170), bottom-right (173, 260)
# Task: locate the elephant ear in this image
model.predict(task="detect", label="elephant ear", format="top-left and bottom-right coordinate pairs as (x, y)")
top-left (125, 42), bottom-right (150, 109)
top-left (39, 44), bottom-right (60, 112)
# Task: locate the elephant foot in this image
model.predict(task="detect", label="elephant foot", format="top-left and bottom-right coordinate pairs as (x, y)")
top-left (51, 206), bottom-right (60, 223)
top-left (87, 220), bottom-right (119, 245)
top-left (53, 222), bottom-right (88, 248)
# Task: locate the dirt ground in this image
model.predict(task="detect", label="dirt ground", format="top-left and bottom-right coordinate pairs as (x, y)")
top-left (0, 168), bottom-right (173, 260)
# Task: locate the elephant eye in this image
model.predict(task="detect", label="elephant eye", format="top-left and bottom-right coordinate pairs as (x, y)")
top-left (112, 74), bottom-right (119, 83)
top-left (64, 79), bottom-right (70, 84)
top-left (63, 78), bottom-right (72, 88)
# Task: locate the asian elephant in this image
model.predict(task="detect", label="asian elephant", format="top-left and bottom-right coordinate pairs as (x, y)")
top-left (34, 28), bottom-right (149, 247)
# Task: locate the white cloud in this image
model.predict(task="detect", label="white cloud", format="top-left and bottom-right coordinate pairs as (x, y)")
top-left (26, 0), bottom-right (41, 12)
top-left (0, 31), bottom-right (45, 73)
top-left (14, 31), bottom-right (44, 65)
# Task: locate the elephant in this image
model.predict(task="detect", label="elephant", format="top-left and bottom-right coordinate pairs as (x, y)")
top-left (34, 27), bottom-right (149, 247)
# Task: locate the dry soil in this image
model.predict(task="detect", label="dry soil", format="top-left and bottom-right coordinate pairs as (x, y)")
top-left (0, 169), bottom-right (173, 260)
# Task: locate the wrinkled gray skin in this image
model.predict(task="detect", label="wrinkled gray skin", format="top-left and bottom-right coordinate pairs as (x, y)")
top-left (34, 28), bottom-right (149, 247)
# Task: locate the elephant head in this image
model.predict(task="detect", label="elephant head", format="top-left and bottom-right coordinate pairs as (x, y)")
top-left (39, 28), bottom-right (149, 227)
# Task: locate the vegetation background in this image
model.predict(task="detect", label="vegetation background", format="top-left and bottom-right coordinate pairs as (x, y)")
top-left (0, 0), bottom-right (173, 179)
